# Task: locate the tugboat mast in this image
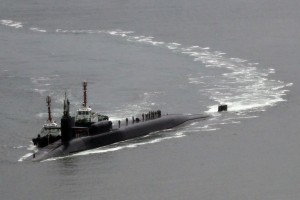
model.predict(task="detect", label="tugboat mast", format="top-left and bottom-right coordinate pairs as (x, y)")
top-left (46, 96), bottom-right (52, 122)
top-left (83, 81), bottom-right (87, 108)
top-left (75, 81), bottom-right (108, 126)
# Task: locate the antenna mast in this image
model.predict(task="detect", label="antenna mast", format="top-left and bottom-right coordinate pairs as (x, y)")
top-left (83, 81), bottom-right (87, 108)
top-left (63, 92), bottom-right (70, 117)
top-left (46, 96), bottom-right (52, 122)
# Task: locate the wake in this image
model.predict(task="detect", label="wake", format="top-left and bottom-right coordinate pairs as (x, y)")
top-left (2, 19), bottom-right (292, 161)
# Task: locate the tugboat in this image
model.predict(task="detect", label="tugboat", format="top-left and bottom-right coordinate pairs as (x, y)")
top-left (32, 96), bottom-right (61, 148)
top-left (75, 81), bottom-right (108, 127)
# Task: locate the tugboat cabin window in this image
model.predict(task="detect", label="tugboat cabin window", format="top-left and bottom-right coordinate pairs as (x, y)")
top-left (78, 111), bottom-right (90, 115)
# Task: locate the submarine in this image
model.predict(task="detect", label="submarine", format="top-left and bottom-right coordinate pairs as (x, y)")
top-left (29, 82), bottom-right (227, 162)
top-left (31, 97), bottom-right (209, 161)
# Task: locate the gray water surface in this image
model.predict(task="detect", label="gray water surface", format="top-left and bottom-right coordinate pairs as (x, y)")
top-left (1, 0), bottom-right (300, 199)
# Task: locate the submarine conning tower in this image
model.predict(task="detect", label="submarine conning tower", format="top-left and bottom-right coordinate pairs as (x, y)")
top-left (61, 93), bottom-right (75, 143)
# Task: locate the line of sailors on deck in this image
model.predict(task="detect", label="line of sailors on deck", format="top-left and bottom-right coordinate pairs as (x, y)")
top-left (118, 110), bottom-right (162, 128)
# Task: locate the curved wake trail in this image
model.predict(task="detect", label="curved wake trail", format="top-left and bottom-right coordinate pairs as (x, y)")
top-left (55, 28), bottom-right (292, 117)
top-left (1, 19), bottom-right (292, 160)
top-left (1, 19), bottom-right (291, 115)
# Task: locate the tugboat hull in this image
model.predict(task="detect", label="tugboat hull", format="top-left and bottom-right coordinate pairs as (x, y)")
top-left (32, 135), bottom-right (61, 148)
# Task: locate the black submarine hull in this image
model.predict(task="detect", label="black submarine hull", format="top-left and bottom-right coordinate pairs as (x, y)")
top-left (31, 114), bottom-right (209, 162)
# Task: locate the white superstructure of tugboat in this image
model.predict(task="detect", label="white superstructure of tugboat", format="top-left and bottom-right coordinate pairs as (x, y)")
top-left (32, 96), bottom-right (61, 148)
top-left (75, 81), bottom-right (108, 127)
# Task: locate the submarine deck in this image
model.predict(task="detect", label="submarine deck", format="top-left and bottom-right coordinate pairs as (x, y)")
top-left (31, 114), bottom-right (210, 161)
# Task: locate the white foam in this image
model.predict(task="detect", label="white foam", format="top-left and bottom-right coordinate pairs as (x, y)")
top-left (1, 20), bottom-right (23, 28)
top-left (18, 153), bottom-right (34, 162)
top-left (268, 68), bottom-right (276, 74)
top-left (18, 144), bottom-right (37, 162)
top-left (30, 27), bottom-right (47, 33)
top-left (27, 144), bottom-right (37, 151)
top-left (13, 145), bottom-right (26, 149)
top-left (33, 88), bottom-right (47, 95)
top-left (30, 77), bottom-right (51, 84)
